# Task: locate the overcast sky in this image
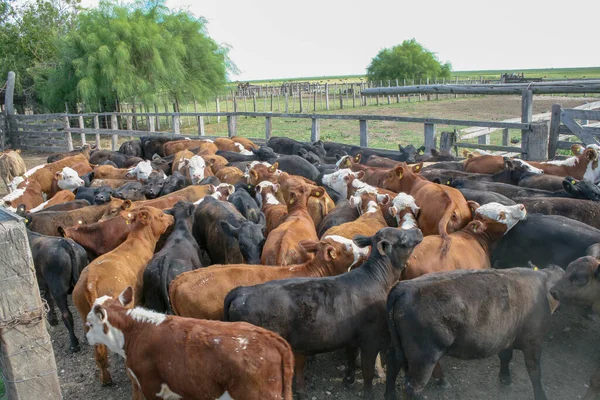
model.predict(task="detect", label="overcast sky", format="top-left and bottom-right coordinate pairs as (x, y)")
top-left (81, 0), bottom-right (599, 81)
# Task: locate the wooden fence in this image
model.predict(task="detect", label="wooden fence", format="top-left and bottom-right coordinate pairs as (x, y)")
top-left (548, 103), bottom-right (600, 158)
top-left (6, 110), bottom-right (549, 160)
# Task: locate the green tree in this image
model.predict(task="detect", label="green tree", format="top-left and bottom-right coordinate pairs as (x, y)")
top-left (36, 0), bottom-right (234, 112)
top-left (366, 39), bottom-right (452, 83)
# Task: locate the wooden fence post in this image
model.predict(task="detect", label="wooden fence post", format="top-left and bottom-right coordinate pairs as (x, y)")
top-left (299, 91), bottom-right (303, 113)
top-left (94, 114), bottom-right (101, 149)
top-left (478, 133), bottom-right (490, 145)
top-left (548, 104), bottom-right (562, 159)
top-left (325, 83), bottom-right (330, 110)
top-left (521, 89), bottom-right (533, 152)
top-left (339, 90), bottom-right (343, 109)
top-left (285, 92), bottom-right (289, 113)
top-left (227, 115), bottom-right (237, 137)
top-left (216, 98), bottom-right (221, 123)
top-left (63, 115), bottom-right (74, 151)
top-left (0, 210), bottom-right (63, 400)
top-left (439, 131), bottom-right (456, 152)
top-left (265, 116), bottom-right (272, 140)
top-left (313, 91), bottom-right (317, 112)
top-left (424, 123), bottom-right (437, 152)
top-left (270, 94), bottom-right (274, 112)
top-left (5, 71), bottom-right (15, 116)
top-left (525, 122), bottom-right (549, 161)
top-left (253, 94), bottom-right (257, 113)
top-left (78, 115), bottom-right (86, 145)
top-left (359, 119), bottom-right (368, 147)
top-left (198, 116), bottom-right (205, 137)
top-left (352, 84), bottom-right (356, 108)
top-left (126, 115), bottom-right (133, 141)
top-left (502, 128), bottom-right (510, 146)
top-left (147, 113), bottom-right (155, 133)
top-left (110, 114), bottom-right (119, 150)
top-left (154, 104), bottom-right (161, 130)
top-left (311, 118), bottom-right (320, 142)
top-left (172, 114), bottom-right (180, 135)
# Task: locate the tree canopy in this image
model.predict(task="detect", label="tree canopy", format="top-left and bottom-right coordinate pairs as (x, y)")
top-left (34, 0), bottom-right (234, 112)
top-left (366, 39), bottom-right (451, 83)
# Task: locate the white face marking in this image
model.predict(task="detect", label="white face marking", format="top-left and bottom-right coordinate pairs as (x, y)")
top-left (321, 169), bottom-right (361, 199)
top-left (85, 306), bottom-right (126, 358)
top-left (583, 146), bottom-right (600, 184)
top-left (512, 159), bottom-right (544, 174)
top-left (156, 383), bottom-right (183, 399)
top-left (188, 156), bottom-right (207, 184)
top-left (324, 235), bottom-right (369, 270)
top-left (126, 307), bottom-right (167, 326)
top-left (400, 214), bottom-right (418, 230)
top-left (127, 160), bottom-right (153, 181)
top-left (364, 200), bottom-right (379, 214)
top-left (475, 202), bottom-right (527, 232)
top-left (390, 193), bottom-right (420, 226)
top-left (57, 167), bottom-right (85, 191)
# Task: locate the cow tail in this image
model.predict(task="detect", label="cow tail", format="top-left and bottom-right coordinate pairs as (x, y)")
top-left (158, 256), bottom-right (173, 314)
top-left (277, 335), bottom-right (294, 400)
top-left (60, 238), bottom-right (83, 286)
top-left (437, 206), bottom-right (454, 255)
top-left (167, 275), bottom-right (181, 316)
top-left (387, 295), bottom-right (407, 378)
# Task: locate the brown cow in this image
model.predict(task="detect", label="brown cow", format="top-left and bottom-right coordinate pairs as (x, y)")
top-left (0, 149), bottom-right (27, 192)
top-left (27, 205), bottom-right (108, 236)
top-left (277, 172), bottom-right (334, 230)
top-left (383, 163), bottom-right (473, 246)
top-left (464, 154), bottom-right (506, 174)
top-left (255, 181), bottom-right (288, 235)
top-left (170, 237), bottom-right (365, 321)
top-left (365, 155), bottom-right (401, 169)
top-left (85, 287), bottom-right (293, 400)
top-left (261, 180), bottom-right (325, 266)
top-left (92, 165), bottom-right (137, 180)
top-left (336, 154), bottom-right (391, 187)
top-left (247, 162), bottom-right (280, 185)
top-left (215, 166), bottom-right (245, 184)
top-left (29, 190), bottom-right (76, 213)
top-left (47, 144), bottom-right (92, 163)
top-left (171, 149), bottom-right (195, 173)
top-left (99, 185), bottom-right (214, 220)
top-left (203, 154), bottom-right (229, 174)
top-left (27, 154), bottom-right (90, 195)
top-left (231, 136), bottom-right (259, 150)
top-left (214, 137), bottom-right (253, 153)
top-left (3, 179), bottom-right (44, 211)
top-left (90, 178), bottom-right (131, 188)
top-left (73, 206), bottom-right (173, 386)
top-left (163, 139), bottom-right (218, 156)
top-left (403, 203), bottom-right (527, 280)
top-left (528, 145), bottom-right (600, 181)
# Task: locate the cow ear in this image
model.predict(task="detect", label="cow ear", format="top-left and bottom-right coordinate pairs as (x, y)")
top-left (467, 201), bottom-right (480, 216)
top-left (136, 209), bottom-right (150, 224)
top-left (118, 286), bottom-right (133, 307)
top-left (584, 148), bottom-right (597, 161)
top-left (288, 191), bottom-right (297, 206)
top-left (356, 171), bottom-right (365, 180)
top-left (255, 184), bottom-right (262, 194)
top-left (186, 203), bottom-right (195, 217)
top-left (504, 159), bottom-right (514, 169)
top-left (249, 170), bottom-right (258, 182)
top-left (353, 234), bottom-right (372, 248)
top-left (310, 187), bottom-right (325, 198)
top-left (298, 148), bottom-right (308, 155)
top-left (299, 240), bottom-right (319, 253)
top-left (208, 184), bottom-right (216, 193)
top-left (273, 183), bottom-right (280, 193)
top-left (122, 200), bottom-right (132, 210)
top-left (394, 165), bottom-right (404, 179)
top-left (354, 154), bottom-right (362, 163)
top-left (93, 304), bottom-right (107, 323)
top-left (323, 245), bottom-right (337, 261)
top-left (377, 194), bottom-right (390, 205)
top-left (586, 243), bottom-right (600, 259)
top-left (412, 163), bottom-right (423, 173)
top-left (376, 239), bottom-right (392, 256)
top-left (227, 184), bottom-right (235, 195)
top-left (220, 221), bottom-right (239, 238)
top-left (54, 171), bottom-right (62, 180)
top-left (389, 206), bottom-right (398, 218)
top-left (176, 179), bottom-right (186, 190)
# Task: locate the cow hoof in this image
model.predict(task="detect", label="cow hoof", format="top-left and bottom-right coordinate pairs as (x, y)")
top-left (70, 344), bottom-right (81, 353)
top-left (343, 374), bottom-right (356, 386)
top-left (437, 378), bottom-right (451, 389)
top-left (295, 390), bottom-right (308, 400)
top-left (499, 374), bottom-right (512, 386)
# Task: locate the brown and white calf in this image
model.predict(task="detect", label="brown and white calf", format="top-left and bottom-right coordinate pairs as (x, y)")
top-left (255, 181), bottom-right (288, 235)
top-left (86, 287), bottom-right (293, 400)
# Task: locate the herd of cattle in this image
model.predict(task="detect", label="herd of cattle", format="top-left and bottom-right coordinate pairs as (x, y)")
top-left (2, 135), bottom-right (600, 400)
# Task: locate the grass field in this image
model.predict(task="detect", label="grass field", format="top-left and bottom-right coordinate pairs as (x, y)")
top-left (239, 67), bottom-right (600, 86)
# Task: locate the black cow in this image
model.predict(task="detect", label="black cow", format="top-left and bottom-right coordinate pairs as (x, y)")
top-left (27, 230), bottom-right (88, 352)
top-left (159, 171), bottom-right (187, 196)
top-left (385, 267), bottom-right (564, 400)
top-left (450, 179), bottom-right (568, 200)
top-left (150, 155), bottom-right (172, 175)
top-left (317, 200), bottom-right (360, 237)
top-left (513, 197), bottom-right (600, 229)
top-left (518, 173), bottom-right (564, 192)
top-left (114, 181), bottom-right (146, 201)
top-left (563, 176), bottom-right (600, 201)
top-left (423, 161), bottom-right (465, 171)
top-left (267, 137), bottom-right (327, 158)
top-left (492, 213), bottom-right (600, 269)
top-left (217, 145), bottom-right (278, 163)
top-left (224, 227), bottom-right (423, 398)
top-left (17, 200), bottom-right (91, 217)
top-left (143, 201), bottom-right (202, 313)
top-left (198, 175), bottom-right (221, 186)
top-left (457, 188), bottom-right (515, 206)
top-left (119, 140), bottom-right (143, 157)
top-left (74, 186), bottom-right (114, 205)
top-left (228, 185), bottom-right (261, 224)
top-left (267, 155), bottom-right (320, 182)
top-left (193, 196), bottom-right (266, 265)
top-left (140, 135), bottom-right (186, 159)
top-left (89, 150), bottom-right (130, 168)
top-left (144, 171), bottom-right (168, 199)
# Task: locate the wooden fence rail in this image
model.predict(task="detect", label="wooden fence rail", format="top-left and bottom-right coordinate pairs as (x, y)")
top-left (548, 105), bottom-right (600, 158)
top-left (7, 110), bottom-right (547, 160)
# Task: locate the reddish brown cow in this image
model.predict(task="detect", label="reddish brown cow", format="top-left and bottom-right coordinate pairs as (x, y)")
top-left (171, 149), bottom-right (195, 173)
top-left (27, 154), bottom-right (90, 195)
top-left (277, 172), bottom-right (334, 229)
top-left (73, 206), bottom-right (173, 386)
top-left (3, 179), bottom-right (44, 210)
top-left (247, 162), bottom-right (280, 185)
top-left (90, 179), bottom-right (131, 188)
top-left (261, 180), bottom-right (325, 266)
top-left (29, 190), bottom-right (76, 213)
top-left (215, 166), bottom-right (245, 184)
top-left (92, 165), bottom-right (137, 180)
top-left (231, 136), bottom-right (259, 150)
top-left (528, 146), bottom-right (599, 180)
top-left (365, 155), bottom-right (401, 168)
top-left (61, 214), bottom-right (134, 259)
top-left (203, 154), bottom-right (229, 174)
top-left (163, 139), bottom-right (218, 156)
top-left (214, 137), bottom-right (250, 153)
top-left (170, 237), bottom-right (365, 321)
top-left (337, 155), bottom-right (391, 187)
top-left (383, 162), bottom-right (473, 245)
top-left (464, 154), bottom-right (506, 174)
top-left (27, 205), bottom-right (108, 236)
top-left (85, 287), bottom-right (293, 400)
top-left (255, 181), bottom-right (288, 235)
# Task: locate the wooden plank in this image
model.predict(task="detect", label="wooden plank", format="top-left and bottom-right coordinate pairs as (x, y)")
top-left (94, 115), bottom-right (101, 149)
top-left (172, 115), bottom-right (180, 134)
top-left (78, 115), bottom-right (86, 145)
top-left (560, 109), bottom-right (600, 145)
top-left (11, 131), bottom-right (68, 138)
top-left (126, 115), bottom-right (133, 141)
top-left (521, 89), bottom-right (533, 155)
top-left (110, 115), bottom-right (119, 151)
top-left (311, 118), bottom-right (320, 142)
top-left (548, 104), bottom-right (562, 158)
top-left (524, 122), bottom-right (549, 161)
top-left (564, 109), bottom-right (600, 121)
top-left (10, 145), bottom-right (67, 152)
top-left (453, 142), bottom-right (522, 152)
top-left (198, 116), bottom-right (205, 137)
top-left (502, 128), bottom-right (510, 146)
top-left (227, 115), bottom-right (237, 138)
top-left (361, 80), bottom-right (600, 95)
top-left (478, 134), bottom-right (490, 145)
top-left (557, 140), bottom-right (583, 150)
top-left (10, 122), bottom-right (64, 130)
top-left (63, 115), bottom-right (73, 151)
top-left (12, 138), bottom-right (68, 146)
top-left (325, 83), bottom-right (330, 110)
top-left (13, 113), bottom-right (65, 121)
top-left (424, 123), bottom-right (437, 152)
top-left (360, 120), bottom-right (368, 148)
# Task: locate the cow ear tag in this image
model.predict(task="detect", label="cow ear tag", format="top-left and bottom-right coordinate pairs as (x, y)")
top-left (533, 266), bottom-right (538, 271)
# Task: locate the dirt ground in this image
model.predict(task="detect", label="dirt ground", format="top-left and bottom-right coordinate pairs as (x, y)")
top-left (6, 95), bottom-right (600, 399)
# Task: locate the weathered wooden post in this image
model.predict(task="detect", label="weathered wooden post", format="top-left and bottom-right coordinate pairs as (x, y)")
top-left (502, 128), bottom-right (510, 146)
top-left (424, 122), bottom-right (437, 152)
top-left (521, 89), bottom-right (533, 152)
top-left (285, 92), bottom-right (289, 114)
top-left (93, 114), bottom-right (101, 149)
top-left (198, 116), bottom-right (205, 137)
top-left (63, 115), bottom-right (74, 151)
top-left (548, 104), bottom-right (562, 159)
top-left (216, 98), bottom-right (221, 123)
top-left (439, 131), bottom-right (456, 152)
top-left (313, 91), bottom-right (317, 112)
top-left (126, 114), bottom-right (133, 141)
top-left (0, 209), bottom-right (62, 400)
top-left (78, 115), bottom-right (86, 145)
top-left (339, 90), bottom-right (343, 109)
top-left (172, 114), bottom-right (180, 135)
top-left (311, 118), bottom-right (320, 142)
top-left (325, 83), bottom-right (330, 110)
top-left (227, 115), bottom-right (237, 138)
top-left (478, 133), bottom-right (490, 145)
top-left (265, 116), bottom-right (272, 140)
top-left (359, 119), bottom-right (368, 148)
top-left (524, 122), bottom-right (549, 161)
top-left (154, 104), bottom-right (161, 130)
top-left (110, 114), bottom-right (119, 150)
top-left (352, 84), bottom-right (356, 108)
top-left (253, 94), bottom-right (257, 113)
top-left (299, 90), bottom-right (303, 113)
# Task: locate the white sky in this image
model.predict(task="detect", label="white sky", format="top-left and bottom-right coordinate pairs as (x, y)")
top-left (81, 0), bottom-right (600, 81)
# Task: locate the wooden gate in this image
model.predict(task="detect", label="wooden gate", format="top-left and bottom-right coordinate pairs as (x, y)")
top-left (548, 101), bottom-right (600, 158)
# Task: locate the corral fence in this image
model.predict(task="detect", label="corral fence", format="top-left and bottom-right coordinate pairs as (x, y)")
top-left (548, 103), bottom-right (600, 158)
top-left (6, 110), bottom-right (547, 160)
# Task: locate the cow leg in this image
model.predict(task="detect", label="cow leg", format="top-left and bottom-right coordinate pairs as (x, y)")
top-left (522, 344), bottom-right (547, 400)
top-left (95, 344), bottom-right (112, 385)
top-left (2, 175), bottom-right (10, 193)
top-left (39, 283), bottom-right (59, 326)
top-left (344, 346), bottom-right (358, 385)
top-left (432, 362), bottom-right (450, 388)
top-left (53, 292), bottom-right (80, 352)
top-left (126, 368), bottom-right (144, 400)
top-left (498, 348), bottom-right (514, 385)
top-left (294, 353), bottom-right (308, 396)
top-left (384, 345), bottom-right (403, 400)
top-left (405, 361), bottom-right (437, 400)
top-left (360, 346), bottom-right (378, 400)
top-left (583, 365), bottom-right (600, 400)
